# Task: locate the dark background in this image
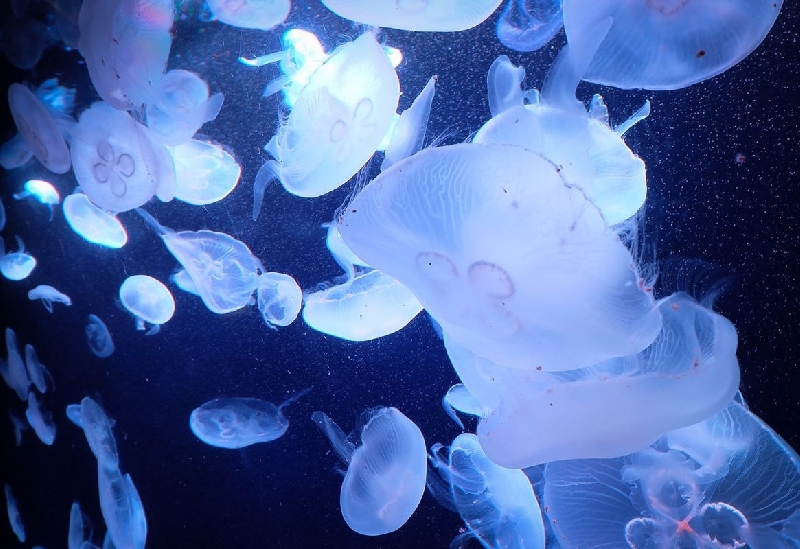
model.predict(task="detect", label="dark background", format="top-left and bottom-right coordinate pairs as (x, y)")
top-left (0, 1), bottom-right (798, 548)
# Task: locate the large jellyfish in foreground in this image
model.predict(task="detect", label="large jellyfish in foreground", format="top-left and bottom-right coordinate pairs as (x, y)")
top-left (561, 0), bottom-right (784, 90)
top-left (312, 407), bottom-right (427, 536)
top-left (119, 275), bottom-right (175, 334)
top-left (190, 388), bottom-right (311, 449)
top-left (429, 433), bottom-right (546, 549)
top-left (320, 0), bottom-right (504, 32)
top-left (445, 293), bottom-right (740, 468)
top-left (253, 31), bottom-right (400, 214)
top-left (543, 399), bottom-right (800, 548)
top-left (338, 142), bottom-right (661, 371)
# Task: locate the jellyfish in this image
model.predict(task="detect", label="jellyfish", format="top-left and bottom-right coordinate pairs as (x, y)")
top-left (543, 399), bottom-right (800, 549)
top-left (206, 0), bottom-right (290, 30)
top-left (302, 269), bottom-right (423, 342)
top-left (0, 236), bottom-right (36, 281)
top-left (445, 293), bottom-right (740, 468)
top-left (190, 387), bottom-right (311, 449)
top-left (319, 0), bottom-right (504, 31)
top-left (136, 209), bottom-right (262, 314)
top-left (85, 314), bottom-right (115, 358)
top-left (70, 102), bottom-right (176, 213)
top-left (256, 272), bottom-right (302, 329)
top-left (78, 0), bottom-right (173, 110)
top-left (0, 197), bottom-right (5, 231)
top-left (239, 29), bottom-right (328, 104)
top-left (1, 328), bottom-right (30, 400)
top-left (4, 484), bottom-right (25, 542)
top-left (28, 285), bottom-right (73, 313)
top-left (26, 391), bottom-right (56, 445)
top-left (98, 467), bottom-right (147, 549)
top-left (118, 275), bottom-right (176, 335)
top-left (62, 193), bottom-right (128, 249)
top-left (428, 433), bottom-right (546, 549)
top-left (8, 410), bottom-right (28, 447)
top-left (69, 502), bottom-right (93, 549)
top-left (474, 55), bottom-right (648, 226)
top-left (338, 142), bottom-right (661, 371)
top-left (145, 69), bottom-right (224, 146)
top-left (312, 407), bottom-right (427, 536)
top-left (170, 139), bottom-right (241, 205)
top-left (496, 0), bottom-right (563, 52)
top-left (7, 83), bottom-right (72, 174)
top-left (252, 31), bottom-right (400, 215)
top-left (1, 14), bottom-right (45, 70)
top-left (68, 397), bottom-right (119, 470)
top-left (561, 0), bottom-right (784, 90)
top-left (13, 179), bottom-right (61, 220)
top-left (381, 75), bottom-right (438, 171)
top-left (24, 344), bottom-right (53, 393)
top-left (0, 134), bottom-right (34, 170)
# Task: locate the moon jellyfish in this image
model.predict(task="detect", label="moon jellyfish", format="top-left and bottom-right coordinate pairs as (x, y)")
top-left (71, 102), bottom-right (176, 213)
top-left (98, 466), bottom-right (146, 549)
top-left (24, 344), bottom-right (53, 393)
top-left (338, 143), bottom-right (661, 371)
top-left (497, 0), bottom-right (563, 52)
top-left (85, 315), bottom-right (115, 358)
top-left (9, 410), bottom-right (27, 446)
top-left (146, 69), bottom-right (224, 146)
top-left (320, 0), bottom-right (504, 31)
top-left (302, 269), bottom-right (423, 342)
top-left (28, 285), bottom-right (73, 313)
top-left (475, 55), bottom-right (648, 226)
top-left (544, 399), bottom-right (800, 549)
top-left (119, 275), bottom-right (175, 334)
top-left (1, 328), bottom-right (30, 400)
top-left (206, 0), bottom-right (290, 30)
top-left (69, 502), bottom-right (93, 549)
top-left (448, 293), bottom-right (740, 468)
top-left (256, 272), bottom-right (302, 329)
top-left (239, 29), bottom-right (327, 104)
top-left (190, 387), bottom-right (311, 449)
top-left (0, 236), bottom-right (36, 281)
top-left (312, 407), bottom-right (427, 536)
top-left (170, 139), bottom-right (241, 205)
top-left (136, 209), bottom-right (262, 314)
top-left (1, 15), bottom-right (45, 70)
top-left (381, 75), bottom-right (437, 171)
top-left (0, 197), bottom-right (5, 231)
top-left (13, 179), bottom-right (61, 221)
top-left (78, 0), bottom-right (173, 110)
top-left (63, 193), bottom-right (128, 249)
top-left (26, 392), bottom-right (56, 445)
top-left (562, 0), bottom-right (784, 90)
top-left (4, 484), bottom-right (25, 542)
top-left (253, 31), bottom-right (400, 214)
top-left (68, 397), bottom-right (119, 470)
top-left (429, 433), bottom-right (546, 549)
top-left (7, 83), bottom-right (71, 174)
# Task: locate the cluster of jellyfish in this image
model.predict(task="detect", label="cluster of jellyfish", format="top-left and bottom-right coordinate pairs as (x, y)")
top-left (1, 0), bottom-right (798, 548)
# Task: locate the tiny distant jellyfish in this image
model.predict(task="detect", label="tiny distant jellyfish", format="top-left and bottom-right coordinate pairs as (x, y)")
top-left (14, 179), bottom-right (61, 220)
top-left (0, 236), bottom-right (36, 281)
top-left (734, 152), bottom-right (746, 165)
top-left (86, 314), bottom-right (115, 358)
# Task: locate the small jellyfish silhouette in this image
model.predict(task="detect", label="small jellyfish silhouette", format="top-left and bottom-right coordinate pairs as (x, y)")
top-left (85, 315), bottom-right (115, 358)
top-left (4, 484), bottom-right (26, 542)
top-left (14, 179), bottom-right (61, 220)
top-left (119, 275), bottom-right (175, 334)
top-left (63, 193), bottom-right (128, 249)
top-left (170, 139), bottom-right (240, 206)
top-left (256, 272), bottom-right (302, 329)
top-left (0, 236), bottom-right (36, 281)
top-left (496, 0), bottom-right (563, 52)
top-left (28, 285), bottom-right (72, 313)
top-left (7, 83), bottom-right (71, 174)
top-left (190, 388), bottom-right (311, 449)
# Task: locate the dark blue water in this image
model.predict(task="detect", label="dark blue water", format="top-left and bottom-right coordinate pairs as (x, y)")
top-left (1, 2), bottom-right (799, 548)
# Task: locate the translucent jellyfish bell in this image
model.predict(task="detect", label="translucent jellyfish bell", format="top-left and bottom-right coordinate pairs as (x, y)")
top-left (136, 209), bottom-right (262, 314)
top-left (190, 388), bottom-right (311, 449)
top-left (85, 314), bottom-right (115, 358)
top-left (170, 139), bottom-right (241, 205)
top-left (97, 467), bottom-right (146, 549)
top-left (256, 272), bottom-right (302, 329)
top-left (428, 434), bottom-right (546, 549)
top-left (253, 31), bottom-right (400, 215)
top-left (312, 407), bottom-right (427, 536)
top-left (70, 102), bottom-right (176, 213)
top-left (0, 236), bottom-right (37, 281)
top-left (26, 392), bottom-right (56, 445)
top-left (69, 397), bottom-right (119, 470)
top-left (63, 193), bottom-right (128, 249)
top-left (4, 484), bottom-right (25, 542)
top-left (320, 0), bottom-right (504, 31)
top-left (496, 0), bottom-right (563, 52)
top-left (1, 328), bottom-right (30, 400)
top-left (206, 0), bottom-right (290, 30)
top-left (14, 179), bottom-right (60, 206)
top-left (7, 83), bottom-right (71, 174)
top-left (562, 0), bottom-right (784, 90)
top-left (28, 285), bottom-right (72, 313)
top-left (119, 275), bottom-right (175, 334)
top-left (338, 143), bottom-right (661, 371)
